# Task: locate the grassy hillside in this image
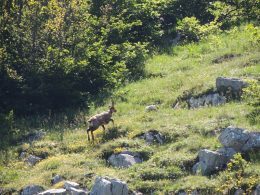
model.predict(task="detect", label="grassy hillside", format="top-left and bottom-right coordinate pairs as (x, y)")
top-left (1, 25), bottom-right (259, 194)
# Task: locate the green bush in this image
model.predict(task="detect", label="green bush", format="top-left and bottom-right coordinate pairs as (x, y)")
top-left (217, 153), bottom-right (258, 194)
top-left (177, 17), bottom-right (221, 43)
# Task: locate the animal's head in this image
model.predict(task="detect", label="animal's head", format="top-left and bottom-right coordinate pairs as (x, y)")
top-left (109, 100), bottom-right (117, 113)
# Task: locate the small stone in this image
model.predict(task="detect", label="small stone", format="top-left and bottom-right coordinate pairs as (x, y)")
top-left (108, 152), bottom-right (142, 168)
top-left (25, 155), bottom-right (42, 166)
top-left (20, 152), bottom-right (27, 159)
top-left (145, 105), bottom-right (158, 112)
top-left (51, 175), bottom-right (63, 185)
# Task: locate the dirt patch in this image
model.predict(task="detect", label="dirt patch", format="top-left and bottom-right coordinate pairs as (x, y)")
top-left (243, 58), bottom-right (260, 67)
top-left (212, 53), bottom-right (241, 64)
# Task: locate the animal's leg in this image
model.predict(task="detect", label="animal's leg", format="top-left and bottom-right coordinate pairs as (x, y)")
top-left (91, 130), bottom-right (95, 141)
top-left (102, 125), bottom-right (106, 133)
top-left (109, 118), bottom-right (114, 126)
top-left (87, 128), bottom-right (91, 141)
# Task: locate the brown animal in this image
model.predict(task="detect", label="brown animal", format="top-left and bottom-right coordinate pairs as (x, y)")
top-left (86, 101), bottom-right (117, 141)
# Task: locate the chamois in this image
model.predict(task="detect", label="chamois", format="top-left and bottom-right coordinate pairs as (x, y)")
top-left (86, 101), bottom-right (117, 141)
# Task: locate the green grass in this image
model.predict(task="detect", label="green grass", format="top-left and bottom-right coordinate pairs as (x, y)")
top-left (0, 25), bottom-right (259, 194)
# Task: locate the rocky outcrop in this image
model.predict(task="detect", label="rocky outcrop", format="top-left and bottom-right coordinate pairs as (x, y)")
top-left (193, 126), bottom-right (259, 176)
top-left (188, 93), bottom-right (226, 108)
top-left (219, 126), bottom-right (260, 152)
top-left (38, 181), bottom-right (87, 195)
top-left (216, 77), bottom-right (248, 98)
top-left (25, 155), bottom-right (42, 166)
top-left (108, 151), bottom-right (142, 168)
top-left (184, 77), bottom-right (248, 109)
top-left (90, 177), bottom-right (128, 195)
top-left (21, 185), bottom-right (44, 195)
top-left (138, 130), bottom-right (164, 144)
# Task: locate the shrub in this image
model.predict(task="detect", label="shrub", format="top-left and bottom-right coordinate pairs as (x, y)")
top-left (177, 17), bottom-right (221, 43)
top-left (243, 79), bottom-right (260, 125)
top-left (217, 153), bottom-right (258, 194)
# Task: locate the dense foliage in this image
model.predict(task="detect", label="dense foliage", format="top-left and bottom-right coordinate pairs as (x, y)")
top-left (0, 0), bottom-right (259, 145)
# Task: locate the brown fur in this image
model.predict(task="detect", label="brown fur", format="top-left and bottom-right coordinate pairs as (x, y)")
top-left (86, 104), bottom-right (116, 141)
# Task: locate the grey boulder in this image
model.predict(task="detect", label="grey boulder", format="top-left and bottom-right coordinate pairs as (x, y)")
top-left (216, 77), bottom-right (248, 97)
top-left (198, 149), bottom-right (231, 175)
top-left (218, 127), bottom-right (250, 151)
top-left (242, 132), bottom-right (260, 151)
top-left (108, 151), bottom-right (142, 168)
top-left (90, 176), bottom-right (128, 195)
top-left (21, 185), bottom-right (44, 195)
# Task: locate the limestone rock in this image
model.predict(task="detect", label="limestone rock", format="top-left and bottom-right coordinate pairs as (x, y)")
top-left (108, 151), bottom-right (142, 168)
top-left (198, 149), bottom-right (229, 175)
top-left (218, 127), bottom-right (250, 151)
top-left (21, 185), bottom-right (44, 195)
top-left (216, 77), bottom-right (248, 98)
top-left (39, 188), bottom-right (67, 195)
top-left (90, 176), bottom-right (128, 195)
top-left (69, 187), bottom-right (88, 195)
top-left (242, 132), bottom-right (260, 152)
top-left (64, 181), bottom-right (80, 190)
top-left (25, 155), bottom-right (42, 166)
